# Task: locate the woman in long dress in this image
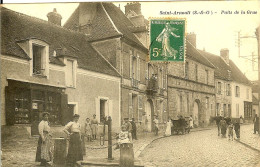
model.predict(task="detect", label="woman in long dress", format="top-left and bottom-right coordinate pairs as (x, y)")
top-left (91, 114), bottom-right (99, 140)
top-left (165, 118), bottom-right (172, 136)
top-left (63, 114), bottom-right (83, 166)
top-left (35, 112), bottom-right (52, 166)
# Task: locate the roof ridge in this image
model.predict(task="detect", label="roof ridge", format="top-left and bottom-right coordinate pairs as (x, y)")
top-left (101, 2), bottom-right (122, 35)
top-left (187, 40), bottom-right (216, 69)
top-left (2, 7), bottom-right (88, 38)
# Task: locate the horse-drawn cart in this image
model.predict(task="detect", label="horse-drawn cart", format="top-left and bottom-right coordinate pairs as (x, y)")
top-left (171, 117), bottom-right (190, 135)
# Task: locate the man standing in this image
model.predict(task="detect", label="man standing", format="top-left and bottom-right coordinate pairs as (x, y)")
top-left (215, 114), bottom-right (221, 136)
top-left (153, 116), bottom-right (159, 136)
top-left (253, 114), bottom-right (259, 134)
top-left (124, 118), bottom-right (132, 136)
top-left (130, 118), bottom-right (137, 140)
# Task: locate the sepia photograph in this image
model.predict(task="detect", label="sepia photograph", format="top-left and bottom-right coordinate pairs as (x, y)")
top-left (1, 0), bottom-right (260, 167)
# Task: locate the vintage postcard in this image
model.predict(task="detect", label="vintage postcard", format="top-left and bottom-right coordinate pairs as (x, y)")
top-left (1, 1), bottom-right (260, 167)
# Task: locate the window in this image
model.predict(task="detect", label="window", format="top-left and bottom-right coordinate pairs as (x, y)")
top-left (180, 94), bottom-right (183, 113)
top-left (186, 93), bottom-right (189, 113)
top-left (158, 68), bottom-right (163, 88)
top-left (223, 104), bottom-right (227, 117)
top-left (217, 82), bottom-right (222, 94)
top-left (30, 40), bottom-right (49, 78)
top-left (132, 56), bottom-right (137, 79)
top-left (32, 45), bottom-right (45, 75)
top-left (205, 70), bottom-right (208, 84)
top-left (216, 103), bottom-right (220, 115)
top-left (235, 86), bottom-right (240, 97)
top-left (211, 104), bottom-right (214, 116)
top-left (226, 84), bottom-right (231, 96)
top-left (236, 104), bottom-right (239, 117)
top-left (206, 97), bottom-right (209, 109)
top-left (195, 64), bottom-right (198, 81)
top-left (66, 59), bottom-right (75, 87)
top-left (185, 61), bottom-right (189, 79)
top-left (100, 99), bottom-right (108, 123)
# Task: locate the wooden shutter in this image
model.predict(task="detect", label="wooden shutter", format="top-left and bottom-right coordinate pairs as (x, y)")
top-left (128, 93), bottom-right (132, 118)
top-left (5, 86), bottom-right (15, 125)
top-left (138, 95), bottom-right (143, 122)
top-left (137, 56), bottom-right (140, 81)
top-left (61, 93), bottom-right (70, 125)
top-left (129, 51), bottom-right (133, 78)
top-left (145, 63), bottom-right (149, 80)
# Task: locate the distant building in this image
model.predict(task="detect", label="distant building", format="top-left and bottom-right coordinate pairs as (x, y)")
top-left (201, 48), bottom-right (253, 121)
top-left (167, 35), bottom-right (216, 127)
top-left (64, 2), bottom-right (168, 132)
top-left (1, 7), bottom-right (121, 134)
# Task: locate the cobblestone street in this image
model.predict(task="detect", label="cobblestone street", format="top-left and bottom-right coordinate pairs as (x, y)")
top-left (1, 124), bottom-right (260, 167)
top-left (139, 125), bottom-right (260, 167)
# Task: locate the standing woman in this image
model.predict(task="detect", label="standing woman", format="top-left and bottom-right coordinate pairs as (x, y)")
top-left (36, 112), bottom-right (52, 166)
top-left (165, 118), bottom-right (172, 136)
top-left (91, 114), bottom-right (99, 140)
top-left (63, 114), bottom-right (83, 166)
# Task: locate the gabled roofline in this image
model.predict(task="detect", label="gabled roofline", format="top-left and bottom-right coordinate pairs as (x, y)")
top-left (101, 2), bottom-right (122, 36)
top-left (187, 41), bottom-right (216, 69)
top-left (91, 44), bottom-right (122, 77)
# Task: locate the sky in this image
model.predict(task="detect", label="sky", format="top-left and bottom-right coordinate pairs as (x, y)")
top-left (3, 1), bottom-right (260, 81)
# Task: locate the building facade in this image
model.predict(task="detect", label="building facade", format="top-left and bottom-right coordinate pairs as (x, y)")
top-left (167, 39), bottom-right (216, 127)
top-left (202, 48), bottom-right (253, 121)
top-left (64, 2), bottom-right (168, 132)
top-left (1, 8), bottom-right (121, 134)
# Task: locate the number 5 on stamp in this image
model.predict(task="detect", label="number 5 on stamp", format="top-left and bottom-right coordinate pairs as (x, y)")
top-left (149, 19), bottom-right (186, 62)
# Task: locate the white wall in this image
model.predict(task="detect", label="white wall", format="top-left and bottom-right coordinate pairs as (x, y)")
top-left (231, 82), bottom-right (252, 118)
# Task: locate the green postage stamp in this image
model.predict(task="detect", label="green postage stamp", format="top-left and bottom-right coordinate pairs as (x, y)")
top-left (149, 19), bottom-right (186, 62)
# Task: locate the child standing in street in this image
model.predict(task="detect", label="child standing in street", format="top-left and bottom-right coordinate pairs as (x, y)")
top-left (228, 122), bottom-right (234, 140)
top-left (115, 124), bottom-right (132, 150)
top-left (85, 118), bottom-right (92, 142)
top-left (234, 120), bottom-right (240, 139)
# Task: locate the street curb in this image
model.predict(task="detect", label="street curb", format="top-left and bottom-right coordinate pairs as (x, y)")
top-left (135, 128), bottom-right (212, 158)
top-left (234, 139), bottom-right (260, 153)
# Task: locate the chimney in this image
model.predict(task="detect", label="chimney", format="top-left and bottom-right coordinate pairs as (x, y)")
top-left (125, 2), bottom-right (141, 16)
top-left (47, 8), bottom-right (62, 26)
top-left (187, 33), bottom-right (196, 48)
top-left (220, 48), bottom-right (229, 65)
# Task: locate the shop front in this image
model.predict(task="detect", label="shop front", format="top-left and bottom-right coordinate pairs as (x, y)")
top-left (5, 79), bottom-right (71, 135)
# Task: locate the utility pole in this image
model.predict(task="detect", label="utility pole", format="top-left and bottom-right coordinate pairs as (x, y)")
top-left (256, 26), bottom-right (260, 136)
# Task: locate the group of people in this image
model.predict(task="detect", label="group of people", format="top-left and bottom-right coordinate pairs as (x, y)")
top-left (84, 114), bottom-right (99, 142)
top-left (216, 114), bottom-right (240, 140)
top-left (36, 113), bottom-right (97, 167)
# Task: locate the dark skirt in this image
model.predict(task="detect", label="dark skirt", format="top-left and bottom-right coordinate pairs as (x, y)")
top-left (67, 133), bottom-right (83, 164)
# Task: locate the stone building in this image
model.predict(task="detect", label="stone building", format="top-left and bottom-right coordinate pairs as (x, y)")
top-left (64, 2), bottom-right (168, 132)
top-left (167, 37), bottom-right (216, 127)
top-left (1, 7), bottom-right (121, 134)
top-left (201, 48), bottom-right (252, 121)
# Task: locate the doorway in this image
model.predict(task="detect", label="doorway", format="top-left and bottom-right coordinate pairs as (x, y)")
top-left (193, 101), bottom-right (199, 127)
top-left (145, 99), bottom-right (154, 132)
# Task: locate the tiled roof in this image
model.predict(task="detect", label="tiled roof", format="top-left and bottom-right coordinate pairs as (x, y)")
top-left (1, 7), bottom-right (120, 77)
top-left (186, 41), bottom-right (215, 68)
top-left (64, 2), bottom-right (147, 50)
top-left (199, 49), bottom-right (251, 85)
